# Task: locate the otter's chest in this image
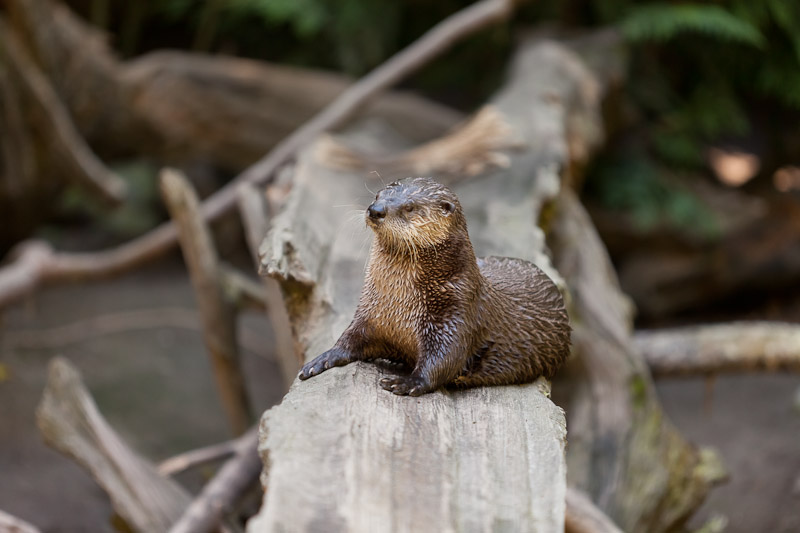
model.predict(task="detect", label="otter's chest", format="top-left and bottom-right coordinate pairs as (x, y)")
top-left (365, 262), bottom-right (426, 352)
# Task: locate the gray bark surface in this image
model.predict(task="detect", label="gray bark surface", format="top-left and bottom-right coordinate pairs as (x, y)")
top-left (247, 35), bottom-right (612, 533)
top-left (248, 31), bottom-right (717, 533)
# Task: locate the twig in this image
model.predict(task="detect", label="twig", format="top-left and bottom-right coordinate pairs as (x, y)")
top-left (0, 509), bottom-right (41, 533)
top-left (0, 19), bottom-right (127, 204)
top-left (237, 182), bottom-right (299, 388)
top-left (158, 439), bottom-right (238, 477)
top-left (219, 264), bottom-right (267, 312)
top-left (169, 425), bottom-right (261, 533)
top-left (0, 0), bottom-right (521, 309)
top-left (565, 487), bottom-right (624, 533)
top-left (160, 168), bottom-right (252, 436)
top-left (636, 321), bottom-right (800, 377)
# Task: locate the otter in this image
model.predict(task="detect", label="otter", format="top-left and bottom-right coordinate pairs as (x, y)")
top-left (298, 177), bottom-right (571, 396)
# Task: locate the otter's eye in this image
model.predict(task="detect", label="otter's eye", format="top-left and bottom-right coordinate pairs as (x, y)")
top-left (403, 205), bottom-right (414, 213)
top-left (441, 201), bottom-right (455, 215)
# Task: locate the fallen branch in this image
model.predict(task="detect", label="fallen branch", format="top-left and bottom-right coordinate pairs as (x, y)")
top-left (237, 182), bottom-right (299, 387)
top-left (168, 426), bottom-right (260, 533)
top-left (636, 321), bottom-right (800, 377)
top-left (0, 509), bottom-right (41, 533)
top-left (0, 0), bottom-right (519, 309)
top-left (219, 264), bottom-right (267, 312)
top-left (158, 439), bottom-right (237, 477)
top-left (36, 357), bottom-right (192, 533)
top-left (316, 105), bottom-right (520, 180)
top-left (161, 168), bottom-right (252, 435)
top-left (565, 487), bottom-right (624, 533)
top-left (249, 34), bottom-right (603, 533)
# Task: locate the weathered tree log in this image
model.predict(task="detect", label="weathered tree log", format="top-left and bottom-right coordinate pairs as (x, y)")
top-left (636, 321), bottom-right (800, 376)
top-left (548, 189), bottom-right (725, 531)
top-left (36, 357), bottom-right (193, 533)
top-left (249, 37), bottom-right (590, 533)
top-left (161, 168), bottom-right (252, 435)
top-left (248, 30), bottom-right (720, 533)
top-left (247, 32), bottom-right (623, 532)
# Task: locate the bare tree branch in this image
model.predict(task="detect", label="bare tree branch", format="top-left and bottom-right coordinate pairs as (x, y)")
top-left (37, 357), bottom-right (192, 533)
top-left (219, 264), bottom-right (267, 312)
top-left (237, 182), bottom-right (299, 388)
top-left (0, 509), bottom-right (42, 533)
top-left (636, 321), bottom-right (800, 377)
top-left (316, 105), bottom-right (520, 179)
top-left (168, 426), bottom-right (260, 533)
top-left (158, 439), bottom-right (238, 477)
top-left (160, 168), bottom-right (252, 435)
top-left (0, 0), bottom-right (521, 309)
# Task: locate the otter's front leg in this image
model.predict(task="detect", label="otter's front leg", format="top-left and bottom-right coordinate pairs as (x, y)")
top-left (298, 319), bottom-right (371, 380)
top-left (379, 323), bottom-right (469, 396)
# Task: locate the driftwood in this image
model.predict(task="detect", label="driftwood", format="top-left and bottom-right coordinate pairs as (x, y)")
top-left (247, 31), bottom-right (719, 533)
top-left (161, 168), bottom-right (252, 435)
top-left (36, 357), bottom-right (193, 533)
top-left (238, 182), bottom-right (300, 387)
top-left (0, 0), bottom-right (522, 306)
top-left (169, 427), bottom-right (261, 533)
top-left (0, 510), bottom-right (41, 533)
top-left (636, 321), bottom-right (800, 376)
top-left (246, 33), bottom-right (633, 532)
top-left (158, 438), bottom-right (238, 477)
top-left (548, 189), bottom-right (724, 531)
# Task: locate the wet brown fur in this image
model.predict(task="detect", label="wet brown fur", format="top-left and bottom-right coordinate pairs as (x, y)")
top-left (298, 177), bottom-right (571, 396)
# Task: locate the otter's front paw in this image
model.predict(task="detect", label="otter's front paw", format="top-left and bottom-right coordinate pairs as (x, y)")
top-left (379, 375), bottom-right (431, 396)
top-left (298, 348), bottom-right (352, 381)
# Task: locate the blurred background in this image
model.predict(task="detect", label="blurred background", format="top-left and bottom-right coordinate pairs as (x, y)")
top-left (1, 1), bottom-right (799, 532)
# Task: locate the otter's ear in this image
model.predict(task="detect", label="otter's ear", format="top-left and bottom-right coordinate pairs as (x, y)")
top-left (440, 201), bottom-right (455, 216)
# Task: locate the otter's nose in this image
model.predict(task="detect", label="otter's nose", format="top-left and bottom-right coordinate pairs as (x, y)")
top-left (367, 202), bottom-right (387, 220)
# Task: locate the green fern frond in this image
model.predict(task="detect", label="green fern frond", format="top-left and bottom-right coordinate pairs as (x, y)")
top-left (757, 61), bottom-right (800, 109)
top-left (621, 3), bottom-right (766, 48)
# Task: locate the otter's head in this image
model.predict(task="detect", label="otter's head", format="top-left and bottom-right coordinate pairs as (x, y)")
top-left (366, 177), bottom-right (463, 253)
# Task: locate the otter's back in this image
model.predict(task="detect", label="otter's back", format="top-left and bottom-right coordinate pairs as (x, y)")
top-left (475, 256), bottom-right (571, 379)
top-left (477, 256), bottom-right (564, 313)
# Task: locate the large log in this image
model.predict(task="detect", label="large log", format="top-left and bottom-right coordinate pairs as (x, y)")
top-left (247, 33), bottom-right (629, 532)
top-left (250, 30), bottom-right (721, 533)
top-left (548, 191), bottom-right (724, 531)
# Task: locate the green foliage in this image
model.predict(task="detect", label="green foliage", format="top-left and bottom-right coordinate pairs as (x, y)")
top-left (579, 0), bottom-right (800, 234)
top-left (621, 3), bottom-right (765, 47)
top-left (156, 0), bottom-right (405, 75)
top-left (586, 153), bottom-right (719, 238)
